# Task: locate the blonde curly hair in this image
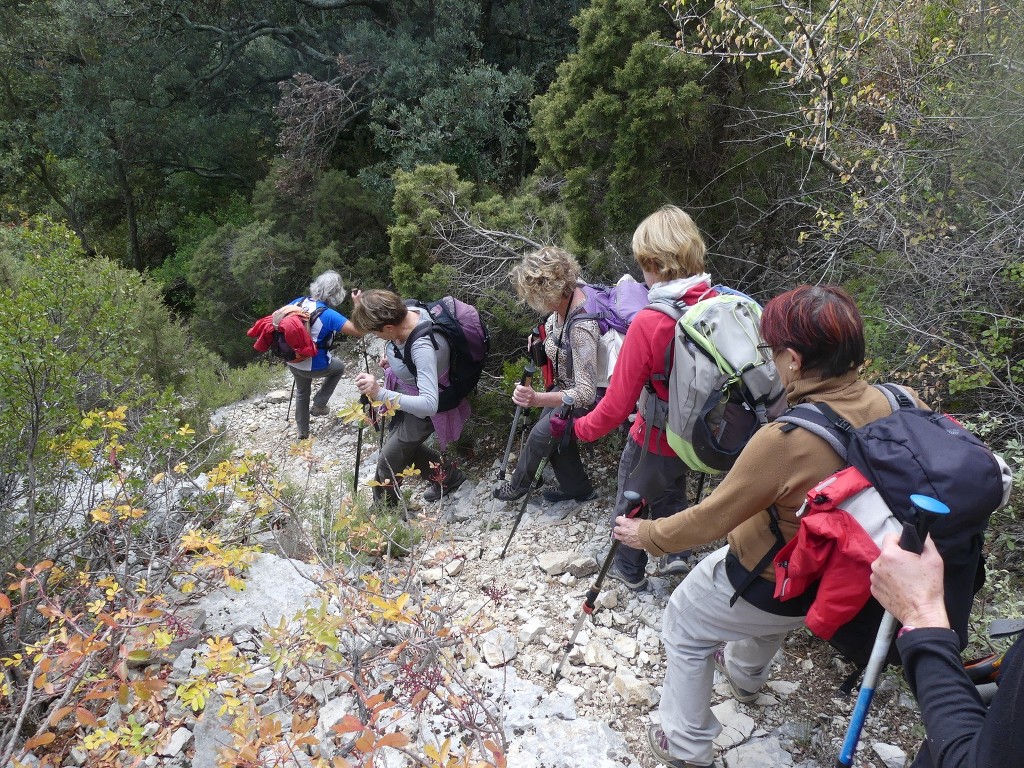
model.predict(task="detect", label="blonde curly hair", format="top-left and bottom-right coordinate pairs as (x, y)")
top-left (632, 205), bottom-right (706, 282)
top-left (510, 247), bottom-right (581, 313)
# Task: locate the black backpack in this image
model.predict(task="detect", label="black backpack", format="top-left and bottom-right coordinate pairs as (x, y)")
top-left (775, 384), bottom-right (1010, 669)
top-left (394, 297), bottom-right (490, 413)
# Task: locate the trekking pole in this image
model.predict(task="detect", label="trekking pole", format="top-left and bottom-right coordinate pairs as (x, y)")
top-left (835, 493), bottom-right (951, 768)
top-left (694, 472), bottom-right (707, 504)
top-left (499, 394), bottom-right (575, 559)
top-left (497, 364), bottom-right (537, 481)
top-left (553, 491), bottom-right (649, 682)
top-left (353, 394), bottom-right (370, 496)
top-left (286, 379), bottom-right (295, 424)
top-left (352, 343), bottom-right (375, 495)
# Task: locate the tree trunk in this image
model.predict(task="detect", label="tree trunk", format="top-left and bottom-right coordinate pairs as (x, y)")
top-left (114, 159), bottom-right (143, 271)
top-left (31, 160), bottom-right (96, 256)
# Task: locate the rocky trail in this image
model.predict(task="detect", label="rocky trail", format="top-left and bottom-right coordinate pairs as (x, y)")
top-left (191, 350), bottom-right (924, 768)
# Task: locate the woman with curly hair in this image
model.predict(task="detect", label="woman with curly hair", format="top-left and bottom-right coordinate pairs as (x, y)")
top-left (493, 246), bottom-right (599, 503)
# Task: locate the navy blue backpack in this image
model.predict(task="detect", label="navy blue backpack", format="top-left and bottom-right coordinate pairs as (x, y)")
top-left (774, 384), bottom-right (1011, 668)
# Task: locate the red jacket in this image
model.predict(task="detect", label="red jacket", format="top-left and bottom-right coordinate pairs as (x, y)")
top-left (247, 312), bottom-right (318, 362)
top-left (773, 469), bottom-right (891, 640)
top-left (574, 282), bottom-right (712, 455)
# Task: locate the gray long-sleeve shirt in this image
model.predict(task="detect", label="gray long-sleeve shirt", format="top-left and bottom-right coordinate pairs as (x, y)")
top-left (379, 308), bottom-right (451, 418)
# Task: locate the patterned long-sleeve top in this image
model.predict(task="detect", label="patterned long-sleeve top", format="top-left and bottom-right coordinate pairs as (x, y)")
top-left (544, 304), bottom-right (600, 409)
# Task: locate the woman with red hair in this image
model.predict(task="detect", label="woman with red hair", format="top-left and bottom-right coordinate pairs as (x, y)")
top-left (613, 285), bottom-right (925, 768)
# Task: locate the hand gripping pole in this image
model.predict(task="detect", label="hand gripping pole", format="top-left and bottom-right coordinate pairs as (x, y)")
top-left (497, 364), bottom-right (536, 481)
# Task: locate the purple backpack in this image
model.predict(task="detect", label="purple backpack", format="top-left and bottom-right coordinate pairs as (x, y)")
top-left (577, 280), bottom-right (650, 333)
top-left (399, 297), bottom-right (490, 412)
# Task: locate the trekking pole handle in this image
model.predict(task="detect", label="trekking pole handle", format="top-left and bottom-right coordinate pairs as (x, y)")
top-left (521, 363), bottom-right (536, 388)
top-left (622, 490), bottom-right (645, 518)
top-left (903, 494), bottom-right (950, 554)
top-left (555, 393), bottom-right (574, 419)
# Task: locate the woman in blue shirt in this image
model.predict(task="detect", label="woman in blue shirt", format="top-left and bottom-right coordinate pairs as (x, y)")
top-left (288, 270), bottom-right (360, 439)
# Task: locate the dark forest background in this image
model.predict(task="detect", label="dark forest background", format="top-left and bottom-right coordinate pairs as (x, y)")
top-left (5, 0), bottom-right (1024, 434)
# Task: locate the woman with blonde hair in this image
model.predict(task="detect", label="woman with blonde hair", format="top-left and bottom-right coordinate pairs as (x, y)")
top-left (493, 246), bottom-right (599, 503)
top-left (551, 205), bottom-right (709, 589)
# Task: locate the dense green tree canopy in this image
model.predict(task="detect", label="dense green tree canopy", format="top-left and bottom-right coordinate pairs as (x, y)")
top-left (3, 0), bottom-right (1024, 428)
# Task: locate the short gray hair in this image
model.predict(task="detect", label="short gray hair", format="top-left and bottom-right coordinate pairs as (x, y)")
top-left (308, 270), bottom-right (346, 306)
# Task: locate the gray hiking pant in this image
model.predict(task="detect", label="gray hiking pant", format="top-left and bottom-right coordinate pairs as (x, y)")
top-left (659, 546), bottom-right (806, 765)
top-left (509, 406), bottom-right (592, 497)
top-left (374, 412), bottom-right (445, 506)
top-left (290, 357), bottom-right (346, 438)
top-left (610, 439), bottom-right (690, 580)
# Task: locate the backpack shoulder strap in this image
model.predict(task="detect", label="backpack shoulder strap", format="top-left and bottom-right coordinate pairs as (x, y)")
top-left (775, 403), bottom-right (852, 460)
top-left (645, 297), bottom-right (686, 322)
top-left (874, 382), bottom-right (914, 410)
top-left (728, 504), bottom-right (787, 607)
top-left (307, 304), bottom-right (331, 348)
top-left (644, 299), bottom-right (686, 386)
top-left (308, 304), bottom-right (327, 325)
top-left (563, 285), bottom-right (608, 332)
top-left (392, 306), bottom-right (438, 374)
top-left (774, 384), bottom-right (911, 465)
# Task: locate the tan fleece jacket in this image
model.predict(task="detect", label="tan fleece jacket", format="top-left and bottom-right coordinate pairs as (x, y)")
top-left (636, 370), bottom-right (924, 580)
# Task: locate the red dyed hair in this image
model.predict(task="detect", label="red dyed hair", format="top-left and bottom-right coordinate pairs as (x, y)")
top-left (760, 285), bottom-right (865, 378)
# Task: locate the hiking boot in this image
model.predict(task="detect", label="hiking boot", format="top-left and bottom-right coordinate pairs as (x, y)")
top-left (542, 486), bottom-right (598, 503)
top-left (658, 552), bottom-right (694, 576)
top-left (493, 481), bottom-right (528, 502)
top-left (607, 563), bottom-right (648, 592)
top-left (647, 725), bottom-right (712, 768)
top-left (423, 468), bottom-right (466, 503)
top-left (310, 404), bottom-right (331, 417)
top-left (713, 646), bottom-right (762, 703)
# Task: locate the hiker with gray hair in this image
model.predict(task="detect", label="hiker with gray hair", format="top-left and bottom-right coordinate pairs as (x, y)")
top-left (288, 270), bottom-right (361, 440)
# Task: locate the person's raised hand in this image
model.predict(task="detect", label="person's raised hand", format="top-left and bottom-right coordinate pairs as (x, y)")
top-left (870, 534), bottom-right (949, 629)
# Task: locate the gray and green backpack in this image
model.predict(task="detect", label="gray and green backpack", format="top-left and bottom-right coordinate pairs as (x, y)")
top-left (640, 287), bottom-right (785, 474)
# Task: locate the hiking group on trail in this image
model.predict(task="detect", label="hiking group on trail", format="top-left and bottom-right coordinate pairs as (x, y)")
top-left (248, 204), bottom-right (1019, 768)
